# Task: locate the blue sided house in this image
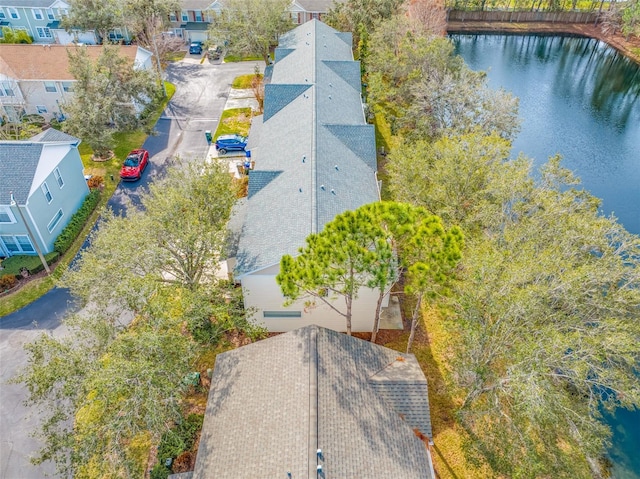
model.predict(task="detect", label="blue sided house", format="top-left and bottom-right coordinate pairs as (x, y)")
top-left (0, 129), bottom-right (89, 258)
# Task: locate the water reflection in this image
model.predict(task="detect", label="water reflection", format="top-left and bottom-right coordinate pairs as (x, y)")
top-left (451, 33), bottom-right (640, 235)
top-left (452, 33), bottom-right (640, 479)
top-left (455, 35), bottom-right (640, 130)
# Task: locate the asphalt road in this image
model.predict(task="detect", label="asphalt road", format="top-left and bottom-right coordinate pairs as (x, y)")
top-left (0, 56), bottom-right (263, 479)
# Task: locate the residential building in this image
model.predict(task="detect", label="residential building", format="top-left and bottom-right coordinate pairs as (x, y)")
top-left (0, 44), bottom-right (153, 122)
top-left (289, 0), bottom-right (337, 24)
top-left (232, 20), bottom-right (381, 332)
top-left (167, 0), bottom-right (222, 43)
top-left (0, 129), bottom-right (88, 258)
top-left (186, 325), bottom-right (435, 479)
top-left (0, 0), bottom-right (69, 44)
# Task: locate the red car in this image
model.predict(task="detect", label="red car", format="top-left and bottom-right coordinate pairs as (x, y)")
top-left (119, 149), bottom-right (149, 181)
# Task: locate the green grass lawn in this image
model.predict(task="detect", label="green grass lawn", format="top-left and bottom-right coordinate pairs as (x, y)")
top-left (0, 82), bottom-right (176, 318)
top-left (223, 54), bottom-right (263, 63)
top-left (232, 74), bottom-right (263, 89)
top-left (213, 107), bottom-right (253, 139)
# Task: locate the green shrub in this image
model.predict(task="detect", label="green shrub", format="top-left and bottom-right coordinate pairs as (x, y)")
top-left (149, 463), bottom-right (170, 479)
top-left (54, 190), bottom-right (101, 254)
top-left (0, 274), bottom-right (17, 291)
top-left (157, 430), bottom-right (186, 463)
top-left (0, 252), bottom-right (59, 277)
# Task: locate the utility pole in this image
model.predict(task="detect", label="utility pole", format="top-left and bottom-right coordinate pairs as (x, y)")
top-left (10, 193), bottom-right (51, 275)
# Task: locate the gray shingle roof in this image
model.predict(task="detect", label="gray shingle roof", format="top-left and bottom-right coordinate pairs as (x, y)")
top-left (193, 325), bottom-right (434, 479)
top-left (2, 0), bottom-right (57, 7)
top-left (29, 128), bottom-right (80, 143)
top-left (247, 170), bottom-right (282, 198)
top-left (263, 83), bottom-right (312, 121)
top-left (294, 0), bottom-right (340, 12)
top-left (235, 20), bottom-right (379, 276)
top-left (0, 142), bottom-right (43, 205)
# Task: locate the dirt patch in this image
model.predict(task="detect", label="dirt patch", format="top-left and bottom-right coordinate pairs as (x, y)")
top-left (447, 21), bottom-right (640, 64)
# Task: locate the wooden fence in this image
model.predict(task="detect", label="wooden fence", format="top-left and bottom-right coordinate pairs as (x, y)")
top-left (447, 9), bottom-right (600, 23)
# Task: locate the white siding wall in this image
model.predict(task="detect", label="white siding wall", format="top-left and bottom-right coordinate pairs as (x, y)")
top-left (241, 273), bottom-right (379, 333)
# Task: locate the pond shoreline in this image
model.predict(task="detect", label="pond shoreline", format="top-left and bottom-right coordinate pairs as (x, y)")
top-left (447, 21), bottom-right (640, 64)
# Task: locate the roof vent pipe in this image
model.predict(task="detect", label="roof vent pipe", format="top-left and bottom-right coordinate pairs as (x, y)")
top-left (334, 165), bottom-right (338, 170)
top-left (317, 449), bottom-right (323, 460)
top-left (320, 185), bottom-right (326, 191)
top-left (317, 465), bottom-right (323, 472)
top-left (331, 189), bottom-right (336, 195)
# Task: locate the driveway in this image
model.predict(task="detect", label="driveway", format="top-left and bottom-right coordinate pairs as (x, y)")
top-left (0, 58), bottom-right (264, 479)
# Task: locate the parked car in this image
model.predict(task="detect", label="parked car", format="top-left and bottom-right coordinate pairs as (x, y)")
top-left (189, 41), bottom-right (203, 55)
top-left (215, 134), bottom-right (247, 155)
top-left (119, 149), bottom-right (149, 181)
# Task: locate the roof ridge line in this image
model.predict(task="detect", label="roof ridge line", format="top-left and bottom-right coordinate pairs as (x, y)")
top-left (308, 325), bottom-right (319, 478)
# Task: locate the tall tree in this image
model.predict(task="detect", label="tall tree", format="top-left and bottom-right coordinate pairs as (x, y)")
top-left (366, 16), bottom-right (519, 141)
top-left (62, 0), bottom-right (123, 42)
top-left (324, 0), bottom-right (405, 46)
top-left (16, 162), bottom-right (264, 477)
top-left (277, 202), bottom-right (463, 339)
top-left (386, 130), bottom-right (640, 474)
top-left (62, 45), bottom-right (159, 157)
top-left (277, 208), bottom-right (385, 335)
top-left (208, 0), bottom-right (294, 65)
top-left (62, 161), bottom-right (238, 312)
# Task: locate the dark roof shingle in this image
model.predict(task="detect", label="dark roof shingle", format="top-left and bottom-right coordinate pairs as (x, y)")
top-left (193, 325), bottom-right (434, 478)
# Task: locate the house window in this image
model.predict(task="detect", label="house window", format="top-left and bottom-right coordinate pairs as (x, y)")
top-left (195, 10), bottom-right (203, 21)
top-left (36, 105), bottom-right (48, 114)
top-left (44, 81), bottom-right (57, 93)
top-left (46, 8), bottom-right (55, 20)
top-left (169, 12), bottom-right (177, 21)
top-left (263, 311), bottom-right (302, 318)
top-left (1, 235), bottom-right (34, 253)
top-left (58, 8), bottom-right (68, 16)
top-left (41, 182), bottom-right (53, 203)
top-left (181, 11), bottom-right (188, 22)
top-left (36, 27), bottom-right (52, 38)
top-left (0, 9), bottom-right (6, 20)
top-left (47, 209), bottom-right (63, 233)
top-left (0, 206), bottom-right (16, 224)
top-left (7, 7), bottom-right (19, 19)
top-left (0, 82), bottom-right (14, 96)
top-left (61, 81), bottom-right (74, 92)
top-left (54, 168), bottom-right (64, 188)
top-left (33, 9), bottom-right (44, 20)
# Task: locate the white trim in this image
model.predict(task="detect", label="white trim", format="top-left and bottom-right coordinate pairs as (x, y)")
top-left (0, 205), bottom-right (16, 224)
top-left (47, 208), bottom-right (63, 233)
top-left (54, 167), bottom-right (64, 188)
top-left (25, 205), bottom-right (47, 252)
top-left (46, 8), bottom-right (55, 20)
top-left (32, 8), bottom-right (44, 20)
top-left (41, 182), bottom-right (52, 203)
top-left (7, 7), bottom-right (19, 19)
top-left (43, 81), bottom-right (57, 93)
top-left (0, 8), bottom-right (6, 20)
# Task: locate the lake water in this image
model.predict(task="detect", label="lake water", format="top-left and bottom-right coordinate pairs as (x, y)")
top-left (452, 33), bottom-right (640, 478)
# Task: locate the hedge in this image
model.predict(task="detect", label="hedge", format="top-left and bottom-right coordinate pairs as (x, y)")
top-left (54, 190), bottom-right (101, 255)
top-left (0, 252), bottom-right (59, 277)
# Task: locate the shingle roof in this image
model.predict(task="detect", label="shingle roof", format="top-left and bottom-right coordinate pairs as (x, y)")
top-left (294, 0), bottom-right (339, 12)
top-left (0, 45), bottom-right (142, 81)
top-left (180, 22), bottom-right (210, 31)
top-left (0, 142), bottom-right (43, 205)
top-left (193, 325), bottom-right (434, 478)
top-left (235, 20), bottom-right (379, 276)
top-left (2, 0), bottom-right (57, 7)
top-left (29, 128), bottom-right (80, 143)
